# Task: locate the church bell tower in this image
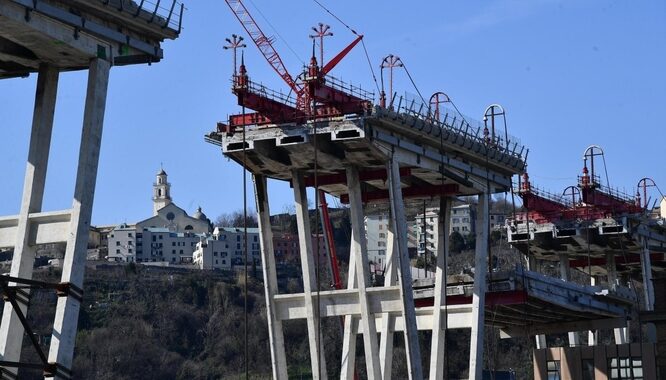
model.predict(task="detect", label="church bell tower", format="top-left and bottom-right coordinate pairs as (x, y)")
top-left (153, 167), bottom-right (172, 215)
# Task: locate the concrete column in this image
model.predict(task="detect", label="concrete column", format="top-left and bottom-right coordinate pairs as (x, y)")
top-left (640, 237), bottom-right (657, 342)
top-left (340, 230), bottom-right (358, 379)
top-left (291, 170), bottom-right (327, 380)
top-left (386, 156), bottom-right (423, 380)
top-left (527, 255), bottom-right (547, 349)
top-left (47, 58), bottom-right (109, 377)
top-left (253, 175), bottom-right (288, 379)
top-left (0, 64), bottom-right (59, 374)
top-left (429, 197), bottom-right (452, 379)
top-left (606, 252), bottom-right (617, 291)
top-left (559, 253), bottom-right (580, 347)
top-left (588, 276), bottom-right (597, 346)
top-left (345, 165), bottom-right (381, 379)
top-left (469, 193), bottom-right (489, 380)
top-left (379, 221), bottom-right (397, 379)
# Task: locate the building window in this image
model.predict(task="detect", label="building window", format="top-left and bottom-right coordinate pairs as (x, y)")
top-left (452, 218), bottom-right (460, 224)
top-left (378, 224), bottom-right (383, 230)
top-left (609, 357), bottom-right (643, 380)
top-left (463, 218), bottom-right (469, 223)
top-left (128, 249), bottom-right (132, 253)
top-left (222, 260), bottom-right (226, 265)
top-left (172, 242), bottom-right (176, 246)
top-left (128, 233), bottom-right (133, 237)
top-left (237, 243), bottom-right (241, 249)
top-left (547, 360), bottom-right (560, 380)
top-left (128, 241), bottom-right (133, 246)
top-left (152, 236), bottom-right (156, 242)
top-left (253, 236), bottom-right (258, 242)
top-left (180, 250), bottom-right (183, 254)
top-left (159, 235), bottom-right (163, 240)
top-left (116, 249), bottom-right (120, 254)
top-left (236, 235), bottom-right (241, 242)
top-left (116, 241), bottom-right (120, 246)
top-left (214, 252), bottom-right (218, 257)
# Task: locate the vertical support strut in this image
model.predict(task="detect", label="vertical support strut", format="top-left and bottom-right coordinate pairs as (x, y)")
top-left (469, 193), bottom-right (489, 380)
top-left (254, 174), bottom-right (288, 379)
top-left (527, 255), bottom-right (547, 349)
top-left (429, 196), bottom-right (452, 378)
top-left (340, 230), bottom-right (359, 379)
top-left (345, 165), bottom-right (381, 380)
top-left (47, 58), bottom-right (110, 376)
top-left (0, 64), bottom-right (59, 377)
top-left (386, 155), bottom-right (423, 380)
top-left (640, 237), bottom-right (656, 342)
top-left (559, 253), bottom-right (580, 347)
top-left (379, 222), bottom-right (397, 379)
top-left (291, 170), bottom-right (328, 380)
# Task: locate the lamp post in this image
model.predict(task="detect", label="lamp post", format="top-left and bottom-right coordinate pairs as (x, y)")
top-left (483, 104), bottom-right (508, 149)
top-left (380, 54), bottom-right (403, 108)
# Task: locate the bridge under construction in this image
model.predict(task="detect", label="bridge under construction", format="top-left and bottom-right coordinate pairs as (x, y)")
top-left (0, 1), bottom-right (664, 379)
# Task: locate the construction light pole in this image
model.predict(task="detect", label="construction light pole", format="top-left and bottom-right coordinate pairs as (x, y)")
top-left (223, 34), bottom-right (247, 77)
top-left (380, 54), bottom-right (403, 108)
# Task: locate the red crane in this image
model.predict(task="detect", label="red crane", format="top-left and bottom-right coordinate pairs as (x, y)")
top-left (223, 0), bottom-right (371, 129)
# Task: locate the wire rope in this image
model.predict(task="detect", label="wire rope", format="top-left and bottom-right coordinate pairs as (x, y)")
top-left (247, 0), bottom-right (305, 65)
top-left (241, 103), bottom-right (249, 379)
top-left (310, 0), bottom-right (381, 93)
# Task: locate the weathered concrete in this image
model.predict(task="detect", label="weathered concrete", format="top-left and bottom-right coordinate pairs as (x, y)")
top-left (292, 171), bottom-right (327, 380)
top-left (469, 194), bottom-right (489, 380)
top-left (47, 57), bottom-right (109, 378)
top-left (429, 197), bottom-right (452, 379)
top-left (254, 175), bottom-right (288, 379)
top-left (0, 64), bottom-right (58, 377)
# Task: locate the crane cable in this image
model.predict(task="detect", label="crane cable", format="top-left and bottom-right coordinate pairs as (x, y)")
top-left (241, 103), bottom-right (249, 379)
top-left (310, 0), bottom-right (381, 93)
top-left (247, 0), bottom-right (305, 65)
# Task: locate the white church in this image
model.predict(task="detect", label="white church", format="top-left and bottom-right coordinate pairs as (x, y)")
top-left (107, 168), bottom-right (212, 264)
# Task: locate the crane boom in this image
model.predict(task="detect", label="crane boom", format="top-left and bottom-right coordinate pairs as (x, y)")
top-left (225, 0), bottom-right (302, 95)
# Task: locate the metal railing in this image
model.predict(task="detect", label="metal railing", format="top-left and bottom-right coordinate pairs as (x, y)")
top-left (111, 0), bottom-right (185, 32)
top-left (240, 78), bottom-right (299, 108)
top-left (388, 94), bottom-right (527, 160)
top-left (323, 75), bottom-right (375, 103)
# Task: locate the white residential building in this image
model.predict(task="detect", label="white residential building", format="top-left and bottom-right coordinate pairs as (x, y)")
top-left (193, 227), bottom-right (260, 270)
top-left (414, 203), bottom-right (478, 255)
top-left (107, 167), bottom-right (212, 265)
top-left (107, 223), bottom-right (136, 262)
top-left (364, 213), bottom-right (389, 273)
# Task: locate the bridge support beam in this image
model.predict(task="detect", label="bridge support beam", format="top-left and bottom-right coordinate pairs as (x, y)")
top-left (429, 197), bottom-right (452, 379)
top-left (292, 170), bottom-right (328, 380)
top-left (469, 193), bottom-right (489, 380)
top-left (0, 63), bottom-right (59, 379)
top-left (254, 175), bottom-right (288, 379)
top-left (47, 57), bottom-right (110, 379)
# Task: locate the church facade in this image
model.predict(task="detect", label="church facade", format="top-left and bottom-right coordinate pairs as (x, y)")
top-left (107, 168), bottom-right (212, 263)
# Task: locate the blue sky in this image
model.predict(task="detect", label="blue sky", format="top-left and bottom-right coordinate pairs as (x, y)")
top-left (0, 0), bottom-right (664, 225)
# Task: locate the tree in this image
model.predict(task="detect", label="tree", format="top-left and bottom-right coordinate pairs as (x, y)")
top-left (215, 210), bottom-right (258, 228)
top-left (449, 231), bottom-right (465, 253)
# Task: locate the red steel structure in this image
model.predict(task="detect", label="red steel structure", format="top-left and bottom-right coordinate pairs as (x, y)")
top-left (223, 0), bottom-right (370, 130)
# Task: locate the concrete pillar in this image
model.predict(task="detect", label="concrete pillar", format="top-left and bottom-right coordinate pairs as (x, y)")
top-left (291, 170), bottom-right (328, 380)
top-left (640, 237), bottom-right (657, 342)
top-left (527, 255), bottom-right (547, 349)
top-left (254, 175), bottom-right (288, 379)
top-left (379, 221), bottom-right (397, 379)
top-left (559, 253), bottom-right (580, 347)
top-left (588, 276), bottom-right (598, 346)
top-left (429, 197), bottom-right (452, 379)
top-left (0, 64), bottom-right (59, 375)
top-left (606, 252), bottom-right (617, 291)
top-left (469, 193), bottom-right (489, 380)
top-left (345, 166), bottom-right (381, 379)
top-left (340, 230), bottom-right (358, 379)
top-left (386, 155), bottom-right (423, 380)
top-left (47, 58), bottom-right (109, 377)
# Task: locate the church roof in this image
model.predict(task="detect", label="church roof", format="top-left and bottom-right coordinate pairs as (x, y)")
top-left (157, 168), bottom-right (167, 176)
